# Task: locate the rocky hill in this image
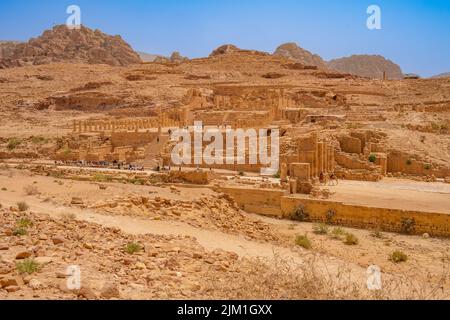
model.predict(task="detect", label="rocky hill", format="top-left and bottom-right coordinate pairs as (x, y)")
top-left (431, 72), bottom-right (450, 79)
top-left (328, 55), bottom-right (403, 79)
top-left (0, 41), bottom-right (22, 60)
top-left (0, 25), bottom-right (141, 69)
top-left (273, 42), bottom-right (327, 68)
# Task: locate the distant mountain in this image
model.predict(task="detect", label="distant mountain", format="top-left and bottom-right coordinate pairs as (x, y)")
top-left (273, 42), bottom-right (327, 68)
top-left (328, 55), bottom-right (403, 80)
top-left (138, 51), bottom-right (165, 62)
top-left (0, 25), bottom-right (141, 69)
top-left (431, 72), bottom-right (450, 79)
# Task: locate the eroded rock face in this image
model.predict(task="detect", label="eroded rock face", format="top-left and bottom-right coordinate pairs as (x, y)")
top-left (0, 25), bottom-right (141, 69)
top-left (328, 55), bottom-right (404, 79)
top-left (273, 43), bottom-right (327, 68)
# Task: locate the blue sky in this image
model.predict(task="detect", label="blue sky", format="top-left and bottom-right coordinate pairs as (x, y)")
top-left (0, 0), bottom-right (449, 77)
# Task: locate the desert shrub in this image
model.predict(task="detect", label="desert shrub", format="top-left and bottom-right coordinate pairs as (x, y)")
top-left (17, 201), bottom-right (29, 212)
top-left (1, 187), bottom-right (6, 191)
top-left (238, 171), bottom-right (245, 176)
top-left (401, 218), bottom-right (416, 234)
top-left (93, 173), bottom-right (113, 182)
top-left (17, 217), bottom-right (33, 228)
top-left (368, 154), bottom-right (377, 163)
top-left (330, 227), bottom-right (346, 240)
top-left (344, 233), bottom-right (359, 245)
top-left (406, 159), bottom-right (412, 166)
top-left (370, 228), bottom-right (384, 239)
top-left (125, 242), bottom-right (142, 255)
top-left (31, 136), bottom-right (47, 144)
top-left (16, 259), bottom-right (41, 274)
top-left (295, 234), bottom-right (312, 249)
top-left (390, 251), bottom-right (408, 263)
top-left (291, 205), bottom-right (310, 222)
top-left (313, 223), bottom-right (329, 235)
top-left (326, 209), bottom-right (336, 222)
top-left (23, 184), bottom-right (39, 195)
top-left (7, 138), bottom-right (22, 150)
top-left (423, 163), bottom-right (431, 170)
top-left (13, 228), bottom-right (27, 236)
top-left (273, 171), bottom-right (280, 179)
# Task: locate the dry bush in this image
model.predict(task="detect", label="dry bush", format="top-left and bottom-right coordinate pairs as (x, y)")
top-left (203, 254), bottom-right (449, 300)
top-left (23, 184), bottom-right (39, 196)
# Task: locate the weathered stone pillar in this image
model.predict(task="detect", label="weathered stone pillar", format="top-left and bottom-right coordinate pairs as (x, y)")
top-left (280, 163), bottom-right (288, 183)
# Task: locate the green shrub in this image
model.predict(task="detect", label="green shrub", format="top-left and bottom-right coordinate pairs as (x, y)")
top-left (313, 223), bottom-right (329, 235)
top-left (16, 259), bottom-right (41, 274)
top-left (125, 242), bottom-right (142, 255)
top-left (330, 227), bottom-right (346, 240)
top-left (31, 136), bottom-right (47, 144)
top-left (401, 218), bottom-right (416, 234)
top-left (368, 154), bottom-right (377, 163)
top-left (13, 228), bottom-right (27, 236)
top-left (7, 138), bottom-right (22, 150)
top-left (344, 233), bottom-right (359, 245)
top-left (17, 201), bottom-right (29, 212)
top-left (423, 163), bottom-right (431, 170)
top-left (291, 205), bottom-right (310, 222)
top-left (17, 217), bottom-right (33, 228)
top-left (295, 235), bottom-right (312, 250)
top-left (390, 251), bottom-right (408, 263)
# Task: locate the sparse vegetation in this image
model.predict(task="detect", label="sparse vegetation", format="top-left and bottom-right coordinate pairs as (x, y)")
top-left (424, 163), bottom-right (432, 170)
top-left (1, 187), bottom-right (6, 191)
top-left (326, 209), bottom-right (336, 222)
top-left (406, 159), bottom-right (412, 166)
top-left (24, 184), bottom-right (39, 195)
top-left (93, 173), bottom-right (113, 182)
top-left (390, 251), bottom-right (408, 263)
top-left (16, 259), bottom-right (41, 274)
top-left (401, 218), bottom-right (416, 234)
top-left (31, 135), bottom-right (48, 144)
top-left (330, 227), bottom-right (346, 240)
top-left (13, 227), bottom-right (27, 236)
top-left (125, 242), bottom-right (142, 255)
top-left (295, 234), bottom-right (312, 249)
top-left (368, 154), bottom-right (377, 163)
top-left (17, 201), bottom-right (29, 212)
top-left (291, 205), bottom-right (310, 222)
top-left (370, 228), bottom-right (384, 239)
top-left (238, 171), bottom-right (245, 176)
top-left (344, 233), bottom-right (359, 245)
top-left (313, 223), bottom-right (329, 235)
top-left (17, 217), bottom-right (33, 228)
top-left (7, 138), bottom-right (22, 150)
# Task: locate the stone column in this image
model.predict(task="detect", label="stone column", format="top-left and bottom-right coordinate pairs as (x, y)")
top-left (280, 163), bottom-right (288, 183)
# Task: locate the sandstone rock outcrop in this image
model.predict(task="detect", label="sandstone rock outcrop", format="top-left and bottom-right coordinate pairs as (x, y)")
top-left (273, 42), bottom-right (327, 68)
top-left (209, 44), bottom-right (240, 57)
top-left (328, 55), bottom-right (403, 79)
top-left (0, 25), bottom-right (141, 69)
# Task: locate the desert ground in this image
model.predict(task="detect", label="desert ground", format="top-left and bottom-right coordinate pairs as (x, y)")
top-left (0, 25), bottom-right (449, 300)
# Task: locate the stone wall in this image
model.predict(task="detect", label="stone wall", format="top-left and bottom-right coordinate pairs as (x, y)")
top-left (281, 197), bottom-right (450, 238)
top-left (217, 186), bottom-right (450, 237)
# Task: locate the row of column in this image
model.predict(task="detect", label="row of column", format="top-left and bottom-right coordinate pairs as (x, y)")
top-left (73, 115), bottom-right (180, 133)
